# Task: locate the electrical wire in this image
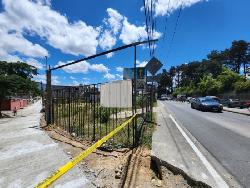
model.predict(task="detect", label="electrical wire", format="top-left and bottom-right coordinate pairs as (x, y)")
top-left (166, 3), bottom-right (183, 58)
top-left (162, 0), bottom-right (171, 41)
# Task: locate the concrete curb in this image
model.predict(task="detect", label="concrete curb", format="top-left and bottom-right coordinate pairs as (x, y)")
top-left (223, 108), bottom-right (250, 116)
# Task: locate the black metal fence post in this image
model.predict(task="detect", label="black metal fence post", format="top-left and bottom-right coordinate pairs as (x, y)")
top-left (45, 67), bottom-right (52, 125)
top-left (93, 84), bottom-right (96, 141)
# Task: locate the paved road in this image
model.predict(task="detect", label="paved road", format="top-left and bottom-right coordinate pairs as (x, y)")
top-left (162, 101), bottom-right (250, 188)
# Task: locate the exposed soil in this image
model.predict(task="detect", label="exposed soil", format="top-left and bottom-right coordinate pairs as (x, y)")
top-left (41, 116), bottom-right (198, 188)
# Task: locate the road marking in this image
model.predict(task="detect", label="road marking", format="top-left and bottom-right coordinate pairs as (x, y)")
top-left (169, 114), bottom-right (229, 188)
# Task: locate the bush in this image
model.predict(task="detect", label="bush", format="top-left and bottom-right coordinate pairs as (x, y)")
top-left (136, 95), bottom-right (147, 108)
top-left (217, 67), bottom-right (242, 91)
top-left (99, 107), bottom-right (109, 123)
top-left (234, 80), bottom-right (250, 93)
top-left (198, 75), bottom-right (222, 96)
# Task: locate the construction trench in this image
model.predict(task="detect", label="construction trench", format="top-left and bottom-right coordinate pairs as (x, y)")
top-left (41, 113), bottom-right (210, 188)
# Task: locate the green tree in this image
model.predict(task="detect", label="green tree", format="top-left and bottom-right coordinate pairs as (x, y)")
top-left (0, 61), bottom-right (40, 117)
top-left (234, 80), bottom-right (250, 93)
top-left (198, 75), bottom-right (222, 96)
top-left (223, 40), bottom-right (250, 74)
top-left (169, 66), bottom-right (176, 92)
top-left (217, 67), bottom-right (242, 92)
top-left (157, 69), bottom-right (172, 94)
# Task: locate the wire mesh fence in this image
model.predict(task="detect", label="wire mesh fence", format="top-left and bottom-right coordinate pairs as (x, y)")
top-left (51, 83), bottom-right (154, 148)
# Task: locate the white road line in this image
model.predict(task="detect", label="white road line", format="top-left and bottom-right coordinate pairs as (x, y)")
top-left (169, 114), bottom-right (229, 188)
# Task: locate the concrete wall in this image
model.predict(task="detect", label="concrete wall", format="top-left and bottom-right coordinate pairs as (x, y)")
top-left (1, 99), bottom-right (29, 111)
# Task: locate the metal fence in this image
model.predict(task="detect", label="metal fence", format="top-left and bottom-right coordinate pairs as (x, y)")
top-left (50, 83), bottom-right (154, 148)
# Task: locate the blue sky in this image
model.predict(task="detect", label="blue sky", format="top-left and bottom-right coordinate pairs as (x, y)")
top-left (0, 0), bottom-right (250, 85)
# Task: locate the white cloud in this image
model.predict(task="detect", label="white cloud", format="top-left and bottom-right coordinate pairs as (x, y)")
top-left (98, 8), bottom-right (124, 55)
top-left (104, 72), bottom-right (115, 80)
top-left (116, 66), bottom-right (123, 72)
top-left (119, 17), bottom-right (161, 44)
top-left (0, 29), bottom-right (48, 59)
top-left (70, 76), bottom-right (76, 80)
top-left (57, 61), bottom-right (90, 74)
top-left (56, 61), bottom-right (109, 74)
top-left (2, 0), bottom-right (99, 56)
top-left (155, 0), bottom-right (207, 17)
top-left (136, 60), bottom-right (148, 67)
top-left (35, 0), bottom-right (51, 6)
top-left (26, 58), bottom-right (44, 70)
top-left (82, 81), bottom-right (90, 85)
top-left (115, 74), bottom-right (123, 79)
top-left (99, 30), bottom-right (116, 50)
top-left (33, 74), bottom-right (60, 85)
top-left (119, 18), bottom-right (148, 44)
top-left (106, 52), bottom-right (114, 58)
top-left (72, 80), bottom-right (80, 86)
top-left (91, 63), bottom-right (109, 73)
top-left (0, 53), bottom-right (22, 62)
top-left (105, 8), bottom-right (124, 35)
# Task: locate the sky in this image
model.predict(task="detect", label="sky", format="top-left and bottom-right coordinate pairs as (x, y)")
top-left (0, 0), bottom-right (250, 86)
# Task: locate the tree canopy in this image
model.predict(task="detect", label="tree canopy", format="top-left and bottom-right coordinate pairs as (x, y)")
top-left (162, 40), bottom-right (250, 97)
top-left (0, 61), bottom-right (40, 117)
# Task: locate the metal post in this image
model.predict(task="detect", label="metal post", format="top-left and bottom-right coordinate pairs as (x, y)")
top-left (134, 45), bottom-right (137, 114)
top-left (133, 45), bottom-right (138, 146)
top-left (93, 84), bottom-right (96, 141)
top-left (46, 67), bottom-right (52, 125)
top-left (151, 74), bottom-right (154, 121)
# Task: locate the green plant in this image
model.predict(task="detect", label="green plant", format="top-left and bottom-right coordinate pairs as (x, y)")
top-left (136, 95), bottom-right (147, 108)
top-left (234, 80), bottom-right (250, 93)
top-left (99, 107), bottom-right (109, 123)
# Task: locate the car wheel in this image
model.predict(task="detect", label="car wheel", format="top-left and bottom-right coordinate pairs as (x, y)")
top-left (191, 104), bottom-right (194, 109)
top-left (200, 106), bottom-right (205, 112)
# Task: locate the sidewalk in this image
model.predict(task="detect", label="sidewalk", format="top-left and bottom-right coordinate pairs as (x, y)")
top-left (223, 107), bottom-right (250, 116)
top-left (152, 101), bottom-right (229, 188)
top-left (0, 101), bottom-right (94, 187)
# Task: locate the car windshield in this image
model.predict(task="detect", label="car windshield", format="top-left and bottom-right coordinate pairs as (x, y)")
top-left (200, 98), bottom-right (217, 103)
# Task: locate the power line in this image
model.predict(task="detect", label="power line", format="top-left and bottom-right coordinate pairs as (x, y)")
top-left (143, 0), bottom-right (152, 56)
top-left (143, 0), bottom-right (157, 57)
top-left (162, 0), bottom-right (171, 41)
top-left (166, 3), bottom-right (183, 58)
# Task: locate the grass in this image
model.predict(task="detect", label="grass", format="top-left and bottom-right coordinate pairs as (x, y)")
top-left (141, 112), bottom-right (156, 149)
top-left (52, 100), bottom-right (156, 149)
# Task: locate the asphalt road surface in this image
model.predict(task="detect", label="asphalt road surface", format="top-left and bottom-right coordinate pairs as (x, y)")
top-left (162, 101), bottom-right (250, 188)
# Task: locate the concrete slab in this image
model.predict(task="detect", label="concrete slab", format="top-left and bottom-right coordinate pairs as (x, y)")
top-left (0, 101), bottom-right (94, 188)
top-left (152, 101), bottom-right (229, 188)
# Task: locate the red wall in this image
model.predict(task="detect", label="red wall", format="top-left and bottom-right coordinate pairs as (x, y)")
top-left (1, 99), bottom-right (28, 111)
